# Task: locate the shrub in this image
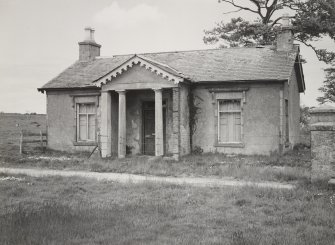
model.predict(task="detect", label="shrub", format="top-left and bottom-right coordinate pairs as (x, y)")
top-left (192, 145), bottom-right (203, 155)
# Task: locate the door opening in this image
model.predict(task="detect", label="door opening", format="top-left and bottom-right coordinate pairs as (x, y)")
top-left (142, 101), bottom-right (166, 155)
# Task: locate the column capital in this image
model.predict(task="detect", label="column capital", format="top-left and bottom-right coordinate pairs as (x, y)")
top-left (153, 88), bottom-right (163, 92)
top-left (116, 90), bottom-right (126, 94)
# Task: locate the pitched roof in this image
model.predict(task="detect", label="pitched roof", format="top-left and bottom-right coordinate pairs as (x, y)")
top-left (39, 46), bottom-right (302, 91)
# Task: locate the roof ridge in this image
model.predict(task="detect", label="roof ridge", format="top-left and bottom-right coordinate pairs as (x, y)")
top-left (110, 46), bottom-right (273, 57)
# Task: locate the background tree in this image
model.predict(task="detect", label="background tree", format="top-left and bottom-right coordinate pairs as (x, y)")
top-left (317, 65), bottom-right (335, 103)
top-left (300, 105), bottom-right (311, 128)
top-left (204, 0), bottom-right (335, 63)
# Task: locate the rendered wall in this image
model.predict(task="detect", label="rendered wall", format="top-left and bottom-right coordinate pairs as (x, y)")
top-left (46, 89), bottom-right (101, 152)
top-left (192, 83), bottom-right (282, 155)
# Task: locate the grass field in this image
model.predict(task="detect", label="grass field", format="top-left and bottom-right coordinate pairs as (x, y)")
top-left (1, 113), bottom-right (334, 244)
top-left (0, 173), bottom-right (334, 245)
top-left (0, 113), bottom-right (311, 184)
top-left (0, 113), bottom-right (47, 156)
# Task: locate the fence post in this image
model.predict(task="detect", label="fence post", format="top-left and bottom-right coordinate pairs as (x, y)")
top-left (19, 129), bottom-right (23, 155)
top-left (40, 130), bottom-right (43, 150)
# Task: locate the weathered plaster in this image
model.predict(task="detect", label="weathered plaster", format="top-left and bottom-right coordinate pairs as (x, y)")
top-left (46, 89), bottom-right (100, 152)
top-left (192, 83), bottom-right (282, 155)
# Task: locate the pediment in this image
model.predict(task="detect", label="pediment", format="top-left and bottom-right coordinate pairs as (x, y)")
top-left (94, 55), bottom-right (185, 87)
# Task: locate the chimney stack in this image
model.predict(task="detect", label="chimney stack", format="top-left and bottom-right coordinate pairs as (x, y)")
top-left (78, 27), bottom-right (101, 61)
top-left (276, 14), bottom-right (293, 51)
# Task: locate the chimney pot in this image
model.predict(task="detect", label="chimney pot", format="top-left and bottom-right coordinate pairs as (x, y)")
top-left (78, 27), bottom-right (101, 61)
top-left (84, 27), bottom-right (95, 42)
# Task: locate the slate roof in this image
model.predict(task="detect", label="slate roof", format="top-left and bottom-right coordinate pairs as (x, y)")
top-left (39, 46), bottom-right (303, 91)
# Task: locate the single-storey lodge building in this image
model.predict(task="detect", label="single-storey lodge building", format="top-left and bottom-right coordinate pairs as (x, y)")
top-left (38, 16), bottom-right (305, 159)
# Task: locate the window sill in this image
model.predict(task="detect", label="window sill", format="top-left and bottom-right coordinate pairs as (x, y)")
top-left (73, 141), bottom-right (97, 146)
top-left (215, 142), bottom-right (245, 148)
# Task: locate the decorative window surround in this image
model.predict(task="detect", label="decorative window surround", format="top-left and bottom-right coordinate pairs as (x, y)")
top-left (76, 103), bottom-right (97, 143)
top-left (94, 55), bottom-right (185, 87)
top-left (70, 93), bottom-right (100, 108)
top-left (217, 99), bottom-right (243, 144)
top-left (209, 88), bottom-right (248, 105)
top-left (211, 89), bottom-right (247, 148)
top-left (208, 87), bottom-right (249, 92)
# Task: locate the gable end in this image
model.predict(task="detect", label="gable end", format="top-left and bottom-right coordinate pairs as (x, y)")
top-left (93, 55), bottom-right (185, 87)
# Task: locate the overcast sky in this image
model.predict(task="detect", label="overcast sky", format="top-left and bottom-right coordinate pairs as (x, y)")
top-left (0, 0), bottom-right (334, 113)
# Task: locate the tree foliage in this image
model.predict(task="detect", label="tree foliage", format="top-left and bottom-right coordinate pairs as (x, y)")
top-left (317, 65), bottom-right (335, 103)
top-left (300, 105), bottom-right (311, 128)
top-left (204, 0), bottom-right (335, 63)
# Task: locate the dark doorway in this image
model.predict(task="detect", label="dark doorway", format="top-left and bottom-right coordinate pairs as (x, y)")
top-left (142, 101), bottom-right (166, 155)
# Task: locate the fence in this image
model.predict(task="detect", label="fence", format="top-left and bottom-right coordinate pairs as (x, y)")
top-left (18, 126), bottom-right (47, 154)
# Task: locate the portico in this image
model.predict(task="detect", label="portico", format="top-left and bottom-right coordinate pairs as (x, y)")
top-left (96, 55), bottom-right (188, 159)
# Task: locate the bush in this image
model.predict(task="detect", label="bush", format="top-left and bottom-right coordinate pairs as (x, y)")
top-left (192, 145), bottom-right (203, 155)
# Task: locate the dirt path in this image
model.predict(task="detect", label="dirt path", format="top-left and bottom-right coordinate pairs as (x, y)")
top-left (0, 167), bottom-right (295, 189)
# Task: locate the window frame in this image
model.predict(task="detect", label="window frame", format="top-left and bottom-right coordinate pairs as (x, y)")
top-left (76, 103), bottom-right (97, 143)
top-left (217, 99), bottom-right (243, 146)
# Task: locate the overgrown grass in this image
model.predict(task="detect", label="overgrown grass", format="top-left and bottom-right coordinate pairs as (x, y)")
top-left (0, 113), bottom-right (46, 157)
top-left (1, 150), bottom-right (311, 184)
top-left (0, 113), bottom-right (312, 184)
top-left (83, 150), bottom-right (311, 184)
top-left (0, 174), bottom-right (334, 244)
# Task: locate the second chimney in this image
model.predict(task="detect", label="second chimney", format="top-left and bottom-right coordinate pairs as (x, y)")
top-left (276, 14), bottom-right (294, 51)
top-left (78, 27), bottom-right (101, 61)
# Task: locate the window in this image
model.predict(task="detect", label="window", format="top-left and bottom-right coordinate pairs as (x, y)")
top-left (76, 103), bottom-right (96, 141)
top-left (218, 99), bottom-right (242, 143)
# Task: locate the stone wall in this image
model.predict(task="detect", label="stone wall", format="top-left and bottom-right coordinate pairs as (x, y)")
top-left (310, 106), bottom-right (335, 180)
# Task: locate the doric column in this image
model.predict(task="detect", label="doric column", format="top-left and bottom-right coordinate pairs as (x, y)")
top-left (100, 91), bottom-right (111, 157)
top-left (117, 90), bottom-right (126, 158)
top-left (154, 89), bottom-right (164, 156)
